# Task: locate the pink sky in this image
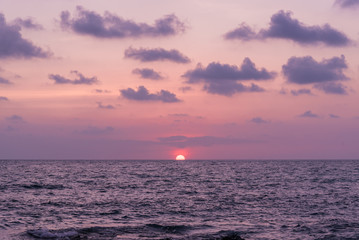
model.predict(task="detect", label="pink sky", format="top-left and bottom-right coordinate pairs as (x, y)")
top-left (1, 0), bottom-right (359, 160)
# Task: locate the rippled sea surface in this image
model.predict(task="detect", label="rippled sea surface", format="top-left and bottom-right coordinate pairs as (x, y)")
top-left (1, 160), bottom-right (359, 240)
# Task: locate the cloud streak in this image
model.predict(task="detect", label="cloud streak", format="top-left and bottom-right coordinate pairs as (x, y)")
top-left (49, 71), bottom-right (99, 85)
top-left (182, 58), bottom-right (274, 96)
top-left (299, 110), bottom-right (319, 118)
top-left (225, 10), bottom-right (351, 46)
top-left (132, 68), bottom-right (164, 80)
top-left (291, 88), bottom-right (312, 96)
top-left (314, 82), bottom-right (348, 95)
top-left (13, 17), bottom-right (43, 30)
top-left (60, 6), bottom-right (185, 38)
top-left (0, 76), bottom-right (12, 84)
top-left (335, 0), bottom-right (359, 8)
top-left (0, 96), bottom-right (8, 101)
top-left (0, 13), bottom-right (50, 59)
top-left (158, 135), bottom-right (255, 148)
top-left (124, 47), bottom-right (190, 63)
top-left (97, 102), bottom-right (115, 109)
top-left (120, 86), bottom-right (181, 103)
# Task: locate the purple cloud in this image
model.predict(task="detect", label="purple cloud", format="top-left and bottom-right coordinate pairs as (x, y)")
top-left (299, 110), bottom-right (319, 118)
top-left (0, 13), bottom-right (50, 59)
top-left (0, 76), bottom-right (12, 84)
top-left (329, 114), bottom-right (340, 119)
top-left (13, 17), bottom-right (43, 30)
top-left (77, 126), bottom-right (114, 135)
top-left (94, 89), bottom-right (111, 93)
top-left (0, 96), bottom-right (8, 101)
top-left (120, 86), bottom-right (181, 103)
top-left (291, 88), bottom-right (312, 96)
top-left (282, 55), bottom-right (348, 84)
top-left (179, 86), bottom-right (192, 92)
top-left (250, 117), bottom-right (270, 124)
top-left (182, 58), bottom-right (274, 96)
top-left (335, 0), bottom-right (359, 8)
top-left (97, 102), bottom-right (115, 109)
top-left (132, 68), bottom-right (164, 80)
top-left (314, 82), bottom-right (348, 95)
top-left (158, 135), bottom-right (256, 148)
top-left (124, 47), bottom-right (190, 63)
top-left (6, 115), bottom-right (25, 123)
top-left (225, 10), bottom-right (351, 46)
top-left (49, 71), bottom-right (99, 85)
top-left (60, 6), bottom-right (185, 38)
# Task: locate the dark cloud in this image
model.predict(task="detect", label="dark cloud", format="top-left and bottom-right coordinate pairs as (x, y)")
top-left (6, 115), bottom-right (25, 123)
top-left (132, 68), bottom-right (164, 80)
top-left (13, 17), bottom-right (43, 30)
top-left (314, 82), bottom-right (348, 95)
top-left (124, 47), bottom-right (190, 63)
top-left (158, 135), bottom-right (254, 148)
top-left (0, 96), bottom-right (8, 101)
top-left (60, 6), bottom-right (185, 38)
top-left (291, 88), bottom-right (312, 96)
top-left (335, 0), bottom-right (359, 8)
top-left (120, 86), bottom-right (181, 103)
top-left (77, 126), bottom-right (114, 135)
top-left (49, 71), bottom-right (99, 85)
top-left (203, 82), bottom-right (264, 96)
top-left (97, 102), bottom-right (115, 109)
top-left (182, 58), bottom-right (274, 96)
top-left (0, 13), bottom-right (50, 59)
top-left (299, 110), bottom-right (319, 118)
top-left (225, 10), bottom-right (351, 46)
top-left (329, 114), bottom-right (340, 119)
top-left (0, 76), bottom-right (12, 84)
top-left (282, 55), bottom-right (348, 84)
top-left (250, 117), bottom-right (270, 124)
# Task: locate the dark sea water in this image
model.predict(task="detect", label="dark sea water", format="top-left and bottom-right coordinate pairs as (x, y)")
top-left (1, 160), bottom-right (359, 240)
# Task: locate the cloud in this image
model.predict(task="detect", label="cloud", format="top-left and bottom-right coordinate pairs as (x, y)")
top-left (49, 70), bottom-right (99, 85)
top-left (329, 114), bottom-right (340, 119)
top-left (0, 96), bottom-right (8, 101)
top-left (0, 13), bottom-right (50, 59)
top-left (0, 76), bottom-right (12, 84)
top-left (124, 47), bottom-right (190, 63)
top-left (6, 115), bottom-right (25, 123)
top-left (335, 0), bottom-right (359, 8)
top-left (97, 102), bottom-right (115, 109)
top-left (291, 88), bottom-right (312, 96)
top-left (94, 89), bottom-right (111, 93)
top-left (225, 10), bottom-right (351, 46)
top-left (168, 113), bottom-right (189, 117)
top-left (250, 117), bottom-right (270, 124)
top-left (179, 86), bottom-right (192, 92)
top-left (120, 86), bottom-right (181, 103)
top-left (77, 126), bottom-right (114, 135)
top-left (132, 68), bottom-right (164, 80)
top-left (314, 82), bottom-right (348, 95)
top-left (13, 17), bottom-right (43, 30)
top-left (182, 58), bottom-right (274, 96)
top-left (299, 110), bottom-right (319, 118)
top-left (158, 135), bottom-right (255, 148)
top-left (60, 6), bottom-right (185, 38)
top-left (282, 55), bottom-right (348, 84)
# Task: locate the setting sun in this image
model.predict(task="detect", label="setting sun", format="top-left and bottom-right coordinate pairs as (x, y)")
top-left (175, 155), bottom-right (186, 161)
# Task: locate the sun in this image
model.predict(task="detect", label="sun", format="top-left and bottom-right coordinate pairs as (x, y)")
top-left (175, 155), bottom-right (186, 161)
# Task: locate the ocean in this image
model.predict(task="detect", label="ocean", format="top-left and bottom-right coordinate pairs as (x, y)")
top-left (0, 159), bottom-right (358, 240)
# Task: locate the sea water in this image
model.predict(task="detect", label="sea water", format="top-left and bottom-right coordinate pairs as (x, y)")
top-left (0, 160), bottom-right (358, 239)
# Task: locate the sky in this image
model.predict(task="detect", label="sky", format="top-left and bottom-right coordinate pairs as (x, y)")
top-left (1, 0), bottom-right (359, 160)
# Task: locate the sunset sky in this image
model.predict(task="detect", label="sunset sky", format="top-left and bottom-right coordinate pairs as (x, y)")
top-left (1, 0), bottom-right (359, 160)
